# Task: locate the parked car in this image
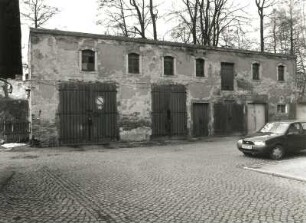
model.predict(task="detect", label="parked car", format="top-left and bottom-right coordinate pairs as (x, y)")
top-left (237, 120), bottom-right (306, 160)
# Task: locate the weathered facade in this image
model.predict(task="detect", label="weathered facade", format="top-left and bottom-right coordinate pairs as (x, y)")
top-left (29, 28), bottom-right (298, 146)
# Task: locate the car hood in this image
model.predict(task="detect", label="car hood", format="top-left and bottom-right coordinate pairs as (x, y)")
top-left (243, 132), bottom-right (282, 142)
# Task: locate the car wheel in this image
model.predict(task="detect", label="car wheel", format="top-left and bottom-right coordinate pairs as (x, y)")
top-left (270, 145), bottom-right (285, 160)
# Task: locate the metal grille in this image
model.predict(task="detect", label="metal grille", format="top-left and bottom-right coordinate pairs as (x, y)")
top-left (1, 120), bottom-right (30, 143)
top-left (152, 85), bottom-right (187, 137)
top-left (58, 82), bottom-right (118, 145)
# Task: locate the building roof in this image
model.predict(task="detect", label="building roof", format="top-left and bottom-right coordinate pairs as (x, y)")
top-left (30, 28), bottom-right (296, 60)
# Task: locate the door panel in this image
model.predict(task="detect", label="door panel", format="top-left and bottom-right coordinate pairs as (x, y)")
top-left (193, 103), bottom-right (209, 137)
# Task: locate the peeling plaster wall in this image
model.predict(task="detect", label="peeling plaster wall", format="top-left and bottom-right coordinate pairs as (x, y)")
top-left (29, 29), bottom-right (296, 146)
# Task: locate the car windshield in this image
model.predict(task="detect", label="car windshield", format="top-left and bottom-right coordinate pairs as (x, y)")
top-left (259, 122), bottom-right (290, 134)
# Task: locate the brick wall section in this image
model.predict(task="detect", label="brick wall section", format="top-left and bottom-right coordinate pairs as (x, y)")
top-left (29, 28), bottom-right (297, 146)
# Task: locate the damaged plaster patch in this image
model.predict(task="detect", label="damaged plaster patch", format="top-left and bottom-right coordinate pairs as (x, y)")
top-left (120, 126), bottom-right (151, 141)
top-left (34, 50), bottom-right (44, 60)
top-left (236, 78), bottom-right (254, 91)
top-left (57, 37), bottom-right (78, 51)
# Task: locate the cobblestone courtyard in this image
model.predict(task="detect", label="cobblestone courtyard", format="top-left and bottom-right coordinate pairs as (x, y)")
top-left (0, 137), bottom-right (306, 223)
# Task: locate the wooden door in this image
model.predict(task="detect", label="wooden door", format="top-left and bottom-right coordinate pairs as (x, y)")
top-left (192, 103), bottom-right (209, 137)
top-left (59, 82), bottom-right (118, 145)
top-left (247, 104), bottom-right (266, 134)
top-left (152, 85), bottom-right (187, 137)
top-left (214, 102), bottom-right (244, 135)
top-left (221, 63), bottom-right (234, 91)
top-left (296, 104), bottom-right (306, 120)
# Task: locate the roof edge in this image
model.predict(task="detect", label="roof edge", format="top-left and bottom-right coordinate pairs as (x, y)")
top-left (29, 28), bottom-right (296, 59)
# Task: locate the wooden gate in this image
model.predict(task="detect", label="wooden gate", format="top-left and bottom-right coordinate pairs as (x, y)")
top-left (152, 85), bottom-right (187, 137)
top-left (214, 102), bottom-right (244, 135)
top-left (192, 103), bottom-right (209, 137)
top-left (58, 82), bottom-right (118, 145)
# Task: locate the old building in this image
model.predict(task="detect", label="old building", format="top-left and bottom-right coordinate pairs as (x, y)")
top-left (29, 28), bottom-right (298, 146)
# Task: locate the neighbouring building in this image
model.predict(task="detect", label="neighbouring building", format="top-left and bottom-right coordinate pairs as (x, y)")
top-left (0, 0), bottom-right (29, 143)
top-left (29, 28), bottom-right (299, 146)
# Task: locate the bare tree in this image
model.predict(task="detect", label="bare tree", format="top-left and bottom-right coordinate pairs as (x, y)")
top-left (169, 0), bottom-right (248, 47)
top-left (97, 0), bottom-right (131, 37)
top-left (255, 0), bottom-right (274, 52)
top-left (129, 0), bottom-right (147, 38)
top-left (97, 0), bottom-right (159, 39)
top-left (21, 0), bottom-right (59, 28)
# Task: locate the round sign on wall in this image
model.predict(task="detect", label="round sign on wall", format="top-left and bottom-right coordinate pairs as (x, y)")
top-left (96, 96), bottom-right (104, 110)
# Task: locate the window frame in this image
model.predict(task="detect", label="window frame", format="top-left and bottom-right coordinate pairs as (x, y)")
top-left (80, 49), bottom-right (97, 72)
top-left (195, 58), bottom-right (205, 77)
top-left (277, 104), bottom-right (287, 114)
top-left (127, 52), bottom-right (140, 74)
top-left (277, 64), bottom-right (285, 82)
top-left (163, 56), bottom-right (175, 76)
top-left (252, 62), bottom-right (260, 80)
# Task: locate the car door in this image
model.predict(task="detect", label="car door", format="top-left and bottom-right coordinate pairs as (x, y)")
top-left (300, 122), bottom-right (306, 150)
top-left (286, 123), bottom-right (305, 151)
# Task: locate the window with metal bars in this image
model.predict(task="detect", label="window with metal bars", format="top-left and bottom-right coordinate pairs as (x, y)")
top-left (128, 53), bottom-right (140, 74)
top-left (196, 58), bottom-right (205, 77)
top-left (164, 56), bottom-right (174, 76)
top-left (81, 50), bottom-right (95, 71)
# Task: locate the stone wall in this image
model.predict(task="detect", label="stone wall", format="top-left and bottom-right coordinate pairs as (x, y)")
top-left (29, 29), bottom-right (297, 146)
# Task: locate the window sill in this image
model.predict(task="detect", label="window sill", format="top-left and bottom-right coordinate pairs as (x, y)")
top-left (80, 70), bottom-right (98, 74)
top-left (163, 74), bottom-right (175, 77)
top-left (127, 72), bottom-right (141, 75)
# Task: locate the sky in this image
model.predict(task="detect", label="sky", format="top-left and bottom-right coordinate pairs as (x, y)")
top-left (20, 0), bottom-right (258, 37)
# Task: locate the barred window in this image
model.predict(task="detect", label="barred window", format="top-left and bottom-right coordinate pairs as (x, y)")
top-left (196, 58), bottom-right (205, 77)
top-left (164, 56), bottom-right (174, 76)
top-left (128, 53), bottom-right (140, 74)
top-left (252, 63), bottom-right (260, 80)
top-left (278, 65), bottom-right (285, 81)
top-left (82, 50), bottom-right (95, 71)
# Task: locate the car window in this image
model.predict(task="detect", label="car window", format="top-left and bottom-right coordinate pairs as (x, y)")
top-left (287, 124), bottom-right (301, 135)
top-left (301, 123), bottom-right (306, 130)
top-left (260, 122), bottom-right (290, 134)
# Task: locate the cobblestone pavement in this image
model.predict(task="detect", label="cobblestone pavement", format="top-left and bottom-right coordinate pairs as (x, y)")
top-left (0, 137), bottom-right (306, 223)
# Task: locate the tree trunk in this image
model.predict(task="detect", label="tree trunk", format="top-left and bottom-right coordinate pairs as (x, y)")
top-left (150, 0), bottom-right (157, 40)
top-left (260, 13), bottom-right (264, 52)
